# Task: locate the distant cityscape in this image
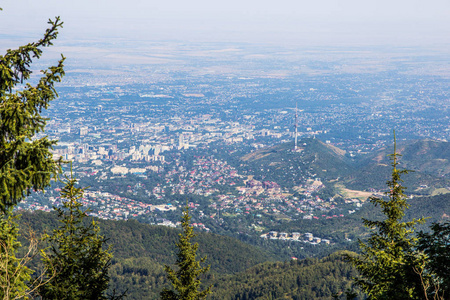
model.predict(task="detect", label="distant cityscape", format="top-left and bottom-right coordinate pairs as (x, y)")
top-left (18, 44), bottom-right (450, 244)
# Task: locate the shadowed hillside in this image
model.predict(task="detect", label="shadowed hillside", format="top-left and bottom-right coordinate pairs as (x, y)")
top-left (346, 139), bottom-right (450, 192)
top-left (18, 211), bottom-right (275, 275)
top-left (17, 211), bottom-right (276, 298)
top-left (210, 251), bottom-right (364, 300)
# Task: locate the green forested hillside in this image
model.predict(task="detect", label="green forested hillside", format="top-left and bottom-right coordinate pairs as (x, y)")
top-left (14, 191), bottom-right (448, 299)
top-left (210, 251), bottom-right (363, 300)
top-left (18, 211), bottom-right (275, 273)
top-left (240, 138), bottom-right (354, 187)
top-left (16, 210), bottom-right (361, 299)
top-left (17, 211), bottom-right (275, 298)
top-left (15, 193), bottom-right (448, 299)
top-left (109, 251), bottom-right (364, 299)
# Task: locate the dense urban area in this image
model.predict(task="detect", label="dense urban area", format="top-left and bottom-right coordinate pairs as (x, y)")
top-left (19, 43), bottom-right (450, 246)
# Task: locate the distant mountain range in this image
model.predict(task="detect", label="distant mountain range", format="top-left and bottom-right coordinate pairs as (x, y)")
top-left (238, 138), bottom-right (450, 194)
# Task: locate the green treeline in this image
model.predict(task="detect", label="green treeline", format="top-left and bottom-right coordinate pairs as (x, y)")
top-left (17, 208), bottom-right (366, 299)
top-left (17, 210), bottom-right (275, 298)
top-left (210, 251), bottom-right (363, 300)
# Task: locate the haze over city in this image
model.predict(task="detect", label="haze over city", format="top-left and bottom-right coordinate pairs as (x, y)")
top-left (2, 0), bottom-right (450, 45)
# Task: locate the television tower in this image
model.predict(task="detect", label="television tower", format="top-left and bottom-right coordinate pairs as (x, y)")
top-left (294, 103), bottom-right (298, 151)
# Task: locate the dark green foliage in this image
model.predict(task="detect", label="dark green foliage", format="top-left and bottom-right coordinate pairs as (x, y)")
top-left (0, 212), bottom-right (33, 299)
top-left (14, 190), bottom-right (449, 299)
top-left (161, 206), bottom-right (212, 300)
top-left (418, 221), bottom-right (450, 297)
top-left (0, 12), bottom-right (65, 299)
top-left (38, 174), bottom-right (119, 300)
top-left (98, 218), bottom-right (274, 274)
top-left (346, 136), bottom-right (425, 299)
top-left (211, 251), bottom-right (363, 300)
top-left (17, 210), bottom-right (275, 299)
top-left (0, 16), bottom-right (65, 212)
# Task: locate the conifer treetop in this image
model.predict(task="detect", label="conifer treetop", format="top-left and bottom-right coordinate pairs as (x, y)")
top-left (38, 170), bottom-right (121, 300)
top-left (0, 15), bottom-right (65, 212)
top-left (161, 205), bottom-right (212, 300)
top-left (347, 131), bottom-right (426, 300)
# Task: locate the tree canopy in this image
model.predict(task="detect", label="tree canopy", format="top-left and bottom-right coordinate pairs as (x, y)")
top-left (0, 12), bottom-right (66, 299)
top-left (417, 221), bottom-right (450, 298)
top-left (161, 205), bottom-right (212, 300)
top-left (346, 135), bottom-right (425, 299)
top-left (38, 172), bottom-right (117, 300)
top-left (0, 16), bottom-right (65, 212)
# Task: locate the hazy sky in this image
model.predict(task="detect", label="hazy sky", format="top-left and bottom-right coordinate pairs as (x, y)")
top-left (1, 0), bottom-right (450, 46)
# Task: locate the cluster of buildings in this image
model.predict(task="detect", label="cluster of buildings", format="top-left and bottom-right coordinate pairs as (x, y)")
top-left (47, 110), bottom-right (296, 166)
top-left (18, 149), bottom-right (365, 236)
top-left (239, 179), bottom-right (282, 195)
top-left (165, 157), bottom-right (239, 196)
top-left (16, 188), bottom-right (176, 222)
top-left (260, 231), bottom-right (331, 245)
top-left (32, 71), bottom-right (447, 240)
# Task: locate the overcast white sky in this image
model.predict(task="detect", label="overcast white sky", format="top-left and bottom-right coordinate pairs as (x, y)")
top-left (1, 0), bottom-right (450, 46)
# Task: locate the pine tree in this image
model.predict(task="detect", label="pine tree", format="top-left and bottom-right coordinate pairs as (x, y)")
top-left (346, 132), bottom-right (425, 299)
top-left (417, 221), bottom-right (449, 299)
top-left (0, 11), bottom-right (65, 299)
top-left (38, 172), bottom-right (120, 300)
top-left (0, 212), bottom-right (33, 300)
top-left (161, 205), bottom-right (211, 300)
top-left (0, 16), bottom-right (65, 212)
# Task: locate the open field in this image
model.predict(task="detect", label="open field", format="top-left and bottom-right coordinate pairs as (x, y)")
top-left (335, 183), bottom-right (373, 201)
top-left (431, 188), bottom-right (450, 196)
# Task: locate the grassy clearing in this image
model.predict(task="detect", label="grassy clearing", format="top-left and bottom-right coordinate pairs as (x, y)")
top-left (335, 183), bottom-right (373, 201)
top-left (431, 187), bottom-right (450, 196)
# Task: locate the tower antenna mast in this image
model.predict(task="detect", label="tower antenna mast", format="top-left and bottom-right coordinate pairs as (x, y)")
top-left (294, 102), bottom-right (298, 151)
